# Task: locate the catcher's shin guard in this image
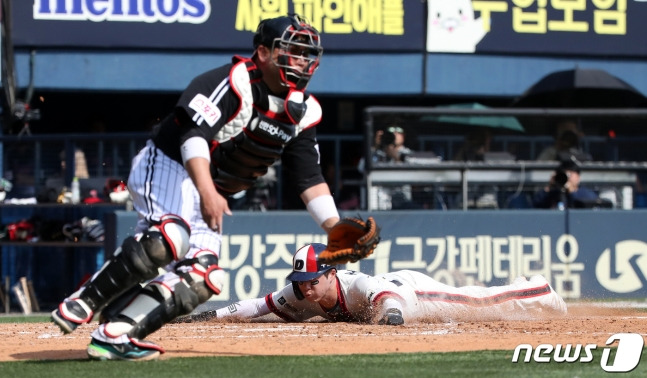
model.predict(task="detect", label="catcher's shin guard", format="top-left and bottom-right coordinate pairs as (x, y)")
top-left (103, 250), bottom-right (224, 340)
top-left (55, 215), bottom-right (190, 329)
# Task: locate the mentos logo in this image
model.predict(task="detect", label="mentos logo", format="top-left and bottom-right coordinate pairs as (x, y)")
top-left (33, 0), bottom-right (211, 23)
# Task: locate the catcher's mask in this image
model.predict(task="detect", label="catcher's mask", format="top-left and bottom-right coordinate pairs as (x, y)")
top-left (253, 14), bottom-right (323, 90)
top-left (287, 243), bottom-right (334, 282)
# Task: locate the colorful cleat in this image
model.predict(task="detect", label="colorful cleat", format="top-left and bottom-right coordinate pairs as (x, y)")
top-left (87, 338), bottom-right (164, 361)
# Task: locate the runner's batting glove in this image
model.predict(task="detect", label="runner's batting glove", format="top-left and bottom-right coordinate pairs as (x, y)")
top-left (378, 308), bottom-right (404, 326)
top-left (172, 310), bottom-right (217, 323)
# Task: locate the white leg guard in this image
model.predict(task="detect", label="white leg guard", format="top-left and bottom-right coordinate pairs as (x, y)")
top-left (101, 249), bottom-right (224, 341)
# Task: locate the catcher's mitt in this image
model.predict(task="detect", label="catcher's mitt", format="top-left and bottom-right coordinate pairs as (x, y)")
top-left (318, 216), bottom-right (381, 265)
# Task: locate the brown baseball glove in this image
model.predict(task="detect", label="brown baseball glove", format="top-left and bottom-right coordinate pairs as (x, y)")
top-left (318, 216), bottom-right (381, 265)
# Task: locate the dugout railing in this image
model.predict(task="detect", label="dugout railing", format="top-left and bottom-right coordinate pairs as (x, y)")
top-left (0, 132), bottom-right (363, 209)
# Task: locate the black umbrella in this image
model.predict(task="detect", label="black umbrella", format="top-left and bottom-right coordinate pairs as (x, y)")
top-left (512, 68), bottom-right (647, 108)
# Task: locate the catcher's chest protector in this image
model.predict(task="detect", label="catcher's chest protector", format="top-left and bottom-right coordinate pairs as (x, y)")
top-left (210, 57), bottom-right (322, 194)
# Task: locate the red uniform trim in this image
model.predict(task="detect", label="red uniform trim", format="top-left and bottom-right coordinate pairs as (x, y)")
top-left (129, 338), bottom-right (166, 354)
top-left (319, 277), bottom-right (356, 322)
top-left (264, 293), bottom-right (298, 322)
top-left (59, 300), bottom-right (93, 324)
top-left (305, 245), bottom-right (318, 273)
top-left (371, 291), bottom-right (404, 306)
top-left (226, 57), bottom-right (248, 124)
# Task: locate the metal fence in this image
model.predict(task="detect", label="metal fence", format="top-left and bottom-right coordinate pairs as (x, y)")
top-left (1, 133), bottom-right (149, 200)
top-left (363, 107), bottom-right (647, 211)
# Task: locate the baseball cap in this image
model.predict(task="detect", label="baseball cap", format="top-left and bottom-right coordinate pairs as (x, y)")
top-left (286, 243), bottom-right (334, 282)
top-left (253, 15), bottom-right (297, 48)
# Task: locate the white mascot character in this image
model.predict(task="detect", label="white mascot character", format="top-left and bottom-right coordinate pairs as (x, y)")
top-left (426, 0), bottom-right (487, 53)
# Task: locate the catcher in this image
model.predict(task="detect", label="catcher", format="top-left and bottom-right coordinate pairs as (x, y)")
top-left (51, 14), bottom-right (378, 362)
top-left (195, 243), bottom-right (567, 325)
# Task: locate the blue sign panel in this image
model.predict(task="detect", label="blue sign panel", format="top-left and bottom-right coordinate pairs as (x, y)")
top-left (107, 210), bottom-right (647, 304)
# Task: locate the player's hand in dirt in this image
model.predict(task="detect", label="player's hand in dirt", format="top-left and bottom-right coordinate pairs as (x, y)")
top-left (377, 308), bottom-right (404, 326)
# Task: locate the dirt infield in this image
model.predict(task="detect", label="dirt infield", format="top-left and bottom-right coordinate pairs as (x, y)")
top-left (1, 303), bottom-right (645, 361)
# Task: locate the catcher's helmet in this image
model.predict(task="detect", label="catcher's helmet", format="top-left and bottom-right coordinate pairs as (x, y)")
top-left (286, 243), bottom-right (334, 282)
top-left (253, 14), bottom-right (323, 90)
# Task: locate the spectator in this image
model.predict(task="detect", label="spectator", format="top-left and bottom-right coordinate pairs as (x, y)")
top-left (373, 128), bottom-right (407, 163)
top-left (453, 130), bottom-right (500, 208)
top-left (384, 125), bottom-right (412, 161)
top-left (357, 125), bottom-right (411, 173)
top-left (537, 120), bottom-right (591, 162)
top-left (366, 128), bottom-right (420, 210)
top-left (453, 130), bottom-right (491, 161)
top-left (533, 159), bottom-right (600, 209)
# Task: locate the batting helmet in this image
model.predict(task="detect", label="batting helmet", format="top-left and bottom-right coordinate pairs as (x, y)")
top-left (286, 243), bottom-right (334, 282)
top-left (253, 14), bottom-right (323, 90)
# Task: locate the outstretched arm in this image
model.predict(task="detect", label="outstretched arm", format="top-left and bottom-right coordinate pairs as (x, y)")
top-left (174, 297), bottom-right (271, 323)
top-left (215, 297), bottom-right (271, 319)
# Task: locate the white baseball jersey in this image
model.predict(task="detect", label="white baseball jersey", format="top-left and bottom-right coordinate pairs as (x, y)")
top-left (217, 270), bottom-right (566, 323)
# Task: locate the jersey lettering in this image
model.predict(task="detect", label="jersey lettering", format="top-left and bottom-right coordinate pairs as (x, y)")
top-left (189, 94), bottom-right (221, 127)
top-left (257, 118), bottom-right (293, 143)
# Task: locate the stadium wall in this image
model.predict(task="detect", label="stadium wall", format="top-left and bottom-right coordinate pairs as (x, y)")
top-left (10, 1), bottom-right (647, 98)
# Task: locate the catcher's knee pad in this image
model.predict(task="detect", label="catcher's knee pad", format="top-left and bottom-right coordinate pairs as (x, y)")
top-left (102, 250), bottom-right (224, 340)
top-left (77, 214), bottom-right (190, 311)
top-left (174, 249), bottom-right (225, 298)
top-left (141, 214), bottom-right (192, 261)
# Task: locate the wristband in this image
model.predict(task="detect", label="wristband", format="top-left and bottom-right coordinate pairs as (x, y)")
top-left (181, 136), bottom-right (211, 165)
top-left (306, 195), bottom-right (339, 226)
